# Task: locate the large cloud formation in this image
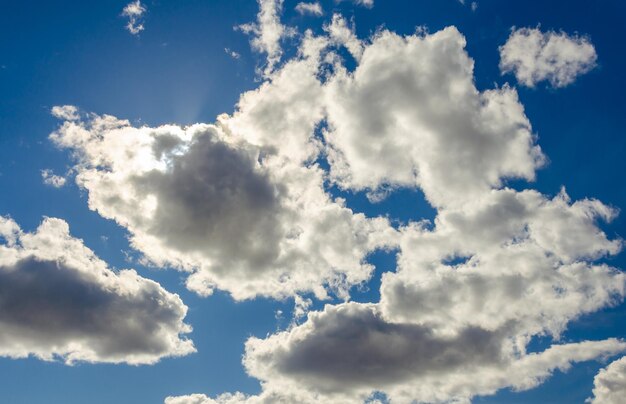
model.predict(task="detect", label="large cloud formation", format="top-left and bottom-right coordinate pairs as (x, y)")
top-left (499, 27), bottom-right (597, 88)
top-left (50, 40), bottom-right (395, 301)
top-left (163, 15), bottom-right (626, 404)
top-left (0, 216), bottom-right (194, 365)
top-left (324, 27), bottom-right (544, 207)
top-left (45, 2), bottom-right (624, 401)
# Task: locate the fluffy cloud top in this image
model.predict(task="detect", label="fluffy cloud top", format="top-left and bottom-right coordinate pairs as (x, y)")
top-left (499, 27), bottom-right (597, 88)
top-left (0, 216), bottom-right (194, 365)
top-left (324, 27), bottom-right (544, 207)
top-left (588, 356), bottom-right (626, 404)
top-left (381, 188), bottom-right (624, 337)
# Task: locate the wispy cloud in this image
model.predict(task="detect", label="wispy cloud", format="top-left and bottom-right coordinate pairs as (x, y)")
top-left (122, 0), bottom-right (146, 35)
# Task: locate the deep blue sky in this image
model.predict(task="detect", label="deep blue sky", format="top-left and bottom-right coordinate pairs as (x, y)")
top-left (1, 1), bottom-right (625, 403)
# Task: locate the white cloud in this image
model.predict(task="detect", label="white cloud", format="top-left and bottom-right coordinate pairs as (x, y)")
top-left (324, 14), bottom-right (363, 61)
top-left (51, 105), bottom-right (79, 121)
top-left (295, 2), bottom-right (323, 16)
top-left (499, 27), bottom-right (597, 88)
top-left (228, 188), bottom-right (624, 402)
top-left (46, 5), bottom-right (623, 400)
top-left (238, 0), bottom-right (293, 75)
top-left (41, 169), bottom-right (67, 188)
top-left (122, 0), bottom-right (146, 35)
top-left (588, 356), bottom-right (626, 404)
top-left (381, 188), bottom-right (624, 336)
top-left (337, 0), bottom-right (374, 8)
top-left (225, 48), bottom-right (241, 59)
top-left (0, 216), bottom-right (194, 365)
top-left (166, 303), bottom-right (625, 404)
top-left (323, 27), bottom-right (544, 208)
top-left (50, 56), bottom-right (396, 301)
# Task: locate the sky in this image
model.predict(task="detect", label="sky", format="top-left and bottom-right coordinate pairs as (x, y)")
top-left (1, 0), bottom-right (626, 403)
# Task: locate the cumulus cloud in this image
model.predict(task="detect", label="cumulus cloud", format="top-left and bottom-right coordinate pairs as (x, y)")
top-left (0, 216), bottom-right (194, 365)
top-left (381, 188), bottom-right (624, 336)
top-left (499, 27), bottom-right (597, 88)
top-left (47, 2), bottom-right (623, 400)
top-left (295, 2), bottom-right (323, 16)
top-left (588, 356), bottom-right (626, 404)
top-left (161, 19), bottom-right (625, 404)
top-left (122, 0), bottom-right (146, 35)
top-left (324, 27), bottom-right (544, 208)
top-left (233, 303), bottom-right (625, 404)
top-left (49, 46), bottom-right (396, 301)
top-left (41, 169), bottom-right (67, 188)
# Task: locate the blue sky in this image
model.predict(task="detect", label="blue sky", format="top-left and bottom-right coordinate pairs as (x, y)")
top-left (1, 1), bottom-right (626, 403)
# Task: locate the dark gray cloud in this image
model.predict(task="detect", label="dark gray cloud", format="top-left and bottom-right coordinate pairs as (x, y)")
top-left (261, 304), bottom-right (505, 392)
top-left (241, 303), bottom-right (626, 403)
top-left (0, 216), bottom-right (194, 364)
top-left (132, 129), bottom-right (284, 277)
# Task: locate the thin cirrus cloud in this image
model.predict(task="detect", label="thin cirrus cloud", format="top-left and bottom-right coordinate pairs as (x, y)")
top-left (499, 27), bottom-right (598, 88)
top-left (158, 8), bottom-right (626, 404)
top-left (0, 216), bottom-right (195, 365)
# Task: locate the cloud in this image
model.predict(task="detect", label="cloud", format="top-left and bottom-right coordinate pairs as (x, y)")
top-left (41, 169), bottom-right (67, 188)
top-left (295, 2), bottom-right (323, 16)
top-left (238, 0), bottom-right (293, 75)
top-left (167, 304), bottom-right (625, 404)
top-left (381, 188), bottom-right (624, 336)
top-left (49, 50), bottom-right (396, 301)
top-left (337, 0), bottom-right (374, 8)
top-left (122, 0), bottom-right (146, 35)
top-left (51, 105), bottom-right (79, 121)
top-left (225, 48), bottom-right (241, 59)
top-left (588, 356), bottom-right (626, 404)
top-left (160, 19), bottom-right (625, 403)
top-left (0, 216), bottom-right (194, 365)
top-left (324, 14), bottom-right (363, 61)
top-left (323, 26), bottom-right (544, 208)
top-left (499, 27), bottom-right (597, 88)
